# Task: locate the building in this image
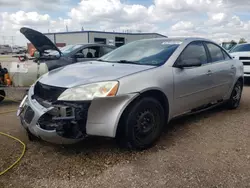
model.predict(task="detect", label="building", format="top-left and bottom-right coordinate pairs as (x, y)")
top-left (44, 31), bottom-right (167, 47)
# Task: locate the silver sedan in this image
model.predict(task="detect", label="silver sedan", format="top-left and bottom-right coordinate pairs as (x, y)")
top-left (17, 38), bottom-right (244, 150)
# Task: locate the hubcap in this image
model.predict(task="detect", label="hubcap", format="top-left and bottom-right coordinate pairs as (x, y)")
top-left (134, 109), bottom-right (159, 143)
top-left (232, 84), bottom-right (242, 102)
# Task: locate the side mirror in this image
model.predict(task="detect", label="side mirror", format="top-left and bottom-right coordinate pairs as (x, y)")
top-left (74, 53), bottom-right (85, 58)
top-left (175, 58), bottom-right (202, 68)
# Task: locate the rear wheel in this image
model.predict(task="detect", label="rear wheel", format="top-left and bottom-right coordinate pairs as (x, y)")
top-left (227, 80), bottom-right (243, 109)
top-left (116, 97), bottom-right (165, 150)
top-left (0, 90), bottom-right (6, 103)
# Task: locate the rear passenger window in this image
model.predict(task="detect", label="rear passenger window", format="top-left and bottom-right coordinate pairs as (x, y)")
top-left (206, 43), bottom-right (224, 62)
top-left (178, 42), bottom-right (207, 64)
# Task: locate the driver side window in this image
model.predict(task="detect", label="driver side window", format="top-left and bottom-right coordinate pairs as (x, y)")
top-left (177, 42), bottom-right (208, 65)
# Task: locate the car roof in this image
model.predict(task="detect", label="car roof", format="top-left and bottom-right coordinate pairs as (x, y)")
top-left (134, 37), bottom-right (214, 43)
top-left (71, 43), bottom-right (116, 47)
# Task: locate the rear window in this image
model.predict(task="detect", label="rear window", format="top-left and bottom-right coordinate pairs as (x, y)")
top-left (206, 43), bottom-right (224, 62)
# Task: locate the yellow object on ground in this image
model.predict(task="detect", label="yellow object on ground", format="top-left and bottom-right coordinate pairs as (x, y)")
top-left (0, 95), bottom-right (26, 176)
top-left (0, 94), bottom-right (20, 114)
top-left (0, 132), bottom-right (26, 176)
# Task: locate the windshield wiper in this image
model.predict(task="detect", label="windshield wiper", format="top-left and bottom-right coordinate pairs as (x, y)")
top-left (96, 59), bottom-right (141, 65)
top-left (116, 60), bottom-right (141, 65)
top-left (96, 59), bottom-right (105, 62)
top-left (96, 59), bottom-right (118, 63)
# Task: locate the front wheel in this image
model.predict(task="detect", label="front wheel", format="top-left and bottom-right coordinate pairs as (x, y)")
top-left (227, 80), bottom-right (243, 109)
top-left (116, 97), bottom-right (165, 150)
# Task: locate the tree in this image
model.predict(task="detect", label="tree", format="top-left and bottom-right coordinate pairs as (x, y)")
top-left (239, 38), bottom-right (247, 44)
top-left (231, 40), bottom-right (237, 44)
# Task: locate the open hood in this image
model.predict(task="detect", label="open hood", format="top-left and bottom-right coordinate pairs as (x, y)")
top-left (20, 27), bottom-right (61, 55)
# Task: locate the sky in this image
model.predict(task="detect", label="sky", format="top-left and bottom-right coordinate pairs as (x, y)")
top-left (1, 0), bottom-right (250, 45)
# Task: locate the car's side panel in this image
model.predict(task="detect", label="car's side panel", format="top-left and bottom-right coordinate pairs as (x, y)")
top-left (86, 93), bottom-right (139, 137)
top-left (203, 42), bottom-right (236, 101)
top-left (171, 41), bottom-right (217, 116)
top-left (172, 65), bottom-right (214, 116)
top-left (222, 59), bottom-right (244, 100)
top-left (208, 60), bottom-right (236, 100)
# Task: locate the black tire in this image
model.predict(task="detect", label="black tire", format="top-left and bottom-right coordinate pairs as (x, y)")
top-left (116, 97), bottom-right (165, 150)
top-left (0, 90), bottom-right (6, 103)
top-left (26, 129), bottom-right (39, 141)
top-left (227, 80), bottom-right (243, 109)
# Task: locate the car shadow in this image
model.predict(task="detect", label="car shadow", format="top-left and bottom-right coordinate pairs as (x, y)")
top-left (0, 100), bottom-right (19, 110)
top-left (39, 104), bottom-right (228, 156)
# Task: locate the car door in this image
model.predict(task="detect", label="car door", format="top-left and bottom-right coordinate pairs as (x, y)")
top-left (204, 42), bottom-right (236, 100)
top-left (173, 41), bottom-right (214, 116)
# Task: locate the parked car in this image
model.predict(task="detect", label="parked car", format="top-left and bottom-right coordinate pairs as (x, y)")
top-left (0, 27), bottom-right (116, 102)
top-left (0, 45), bottom-right (12, 54)
top-left (12, 46), bottom-right (27, 54)
top-left (17, 38), bottom-right (243, 150)
top-left (229, 43), bottom-right (250, 78)
top-left (221, 41), bottom-right (237, 52)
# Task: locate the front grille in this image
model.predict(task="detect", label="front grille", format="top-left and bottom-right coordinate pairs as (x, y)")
top-left (242, 62), bottom-right (250, 66)
top-left (24, 107), bottom-right (35, 124)
top-left (33, 82), bottom-right (66, 102)
top-left (239, 57), bottom-right (250, 60)
top-left (37, 102), bottom-right (91, 138)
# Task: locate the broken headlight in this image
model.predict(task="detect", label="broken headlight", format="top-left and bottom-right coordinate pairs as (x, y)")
top-left (57, 81), bottom-right (119, 101)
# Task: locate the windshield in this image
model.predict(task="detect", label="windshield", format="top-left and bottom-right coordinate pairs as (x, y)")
top-left (48, 44), bottom-right (83, 56)
top-left (99, 39), bottom-right (180, 66)
top-left (230, 44), bottom-right (250, 53)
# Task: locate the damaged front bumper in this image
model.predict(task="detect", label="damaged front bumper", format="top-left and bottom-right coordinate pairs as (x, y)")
top-left (18, 85), bottom-right (139, 144)
top-left (18, 95), bottom-right (86, 144)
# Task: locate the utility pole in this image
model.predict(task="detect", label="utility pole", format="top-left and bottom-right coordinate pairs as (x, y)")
top-left (2, 36), bottom-right (6, 44)
top-left (11, 36), bottom-right (15, 47)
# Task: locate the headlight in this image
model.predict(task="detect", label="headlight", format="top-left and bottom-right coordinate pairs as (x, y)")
top-left (57, 81), bottom-right (119, 101)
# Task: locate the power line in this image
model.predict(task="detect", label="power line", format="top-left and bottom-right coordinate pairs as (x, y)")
top-left (0, 36), bottom-right (15, 46)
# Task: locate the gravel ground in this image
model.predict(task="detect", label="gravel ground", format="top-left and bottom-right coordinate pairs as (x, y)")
top-left (0, 86), bottom-right (250, 188)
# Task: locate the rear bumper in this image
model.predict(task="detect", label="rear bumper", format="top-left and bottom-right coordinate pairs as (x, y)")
top-left (18, 85), bottom-right (139, 144)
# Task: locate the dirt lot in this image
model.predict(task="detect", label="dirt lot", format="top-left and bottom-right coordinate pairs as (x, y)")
top-left (0, 86), bottom-right (250, 188)
top-left (0, 55), bottom-right (20, 62)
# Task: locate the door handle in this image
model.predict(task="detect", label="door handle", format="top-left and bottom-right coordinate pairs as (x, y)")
top-left (207, 70), bottom-right (212, 76)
